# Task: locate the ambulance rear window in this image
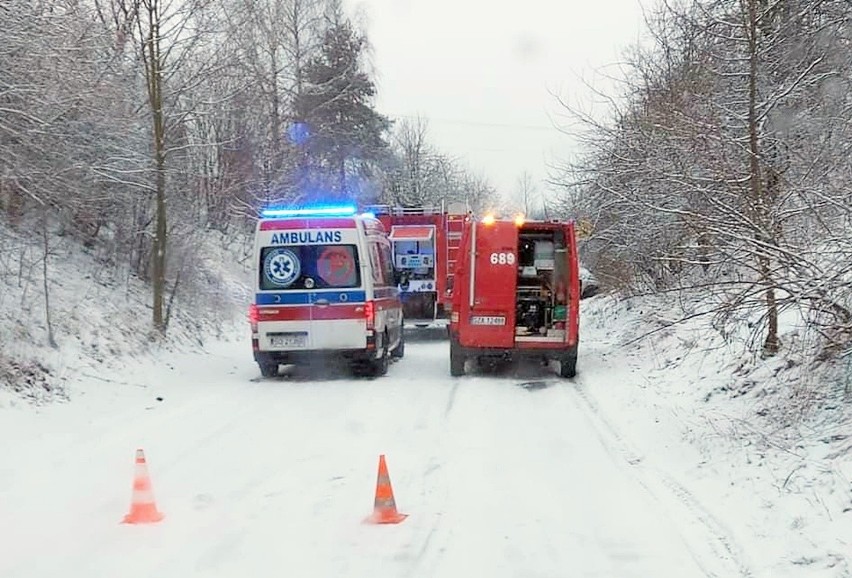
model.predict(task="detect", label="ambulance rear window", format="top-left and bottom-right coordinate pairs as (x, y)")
top-left (259, 244), bottom-right (361, 291)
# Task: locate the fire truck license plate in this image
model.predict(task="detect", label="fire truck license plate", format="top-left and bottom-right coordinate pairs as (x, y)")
top-left (471, 316), bottom-right (506, 326)
top-left (269, 333), bottom-right (307, 347)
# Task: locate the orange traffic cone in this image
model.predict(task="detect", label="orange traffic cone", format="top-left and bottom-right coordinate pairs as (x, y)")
top-left (365, 454), bottom-right (407, 524)
top-left (122, 448), bottom-right (165, 524)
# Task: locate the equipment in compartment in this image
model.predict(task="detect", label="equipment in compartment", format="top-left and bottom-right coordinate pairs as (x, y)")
top-left (389, 226), bottom-right (437, 294)
top-left (514, 229), bottom-right (567, 339)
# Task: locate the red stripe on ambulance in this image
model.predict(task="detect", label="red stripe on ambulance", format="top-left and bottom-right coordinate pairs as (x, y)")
top-left (257, 304), bottom-right (366, 321)
top-left (259, 218), bottom-right (357, 231)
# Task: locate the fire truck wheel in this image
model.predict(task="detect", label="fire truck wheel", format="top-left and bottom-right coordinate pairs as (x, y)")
top-left (258, 362), bottom-right (279, 378)
top-left (450, 343), bottom-right (465, 376)
top-left (559, 352), bottom-right (577, 379)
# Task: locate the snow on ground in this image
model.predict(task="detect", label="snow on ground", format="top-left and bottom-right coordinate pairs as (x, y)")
top-left (1, 290), bottom-right (850, 576)
top-left (0, 334), bottom-right (724, 578)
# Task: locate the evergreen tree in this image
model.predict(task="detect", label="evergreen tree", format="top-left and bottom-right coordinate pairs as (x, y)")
top-left (293, 14), bottom-right (390, 203)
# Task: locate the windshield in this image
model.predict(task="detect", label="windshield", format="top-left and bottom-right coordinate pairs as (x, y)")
top-left (259, 244), bottom-right (361, 291)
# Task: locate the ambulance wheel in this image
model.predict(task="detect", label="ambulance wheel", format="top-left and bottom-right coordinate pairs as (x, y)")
top-left (559, 351), bottom-right (577, 379)
top-left (450, 342), bottom-right (465, 376)
top-left (362, 333), bottom-right (389, 377)
top-left (259, 362), bottom-right (279, 378)
top-left (391, 328), bottom-right (405, 359)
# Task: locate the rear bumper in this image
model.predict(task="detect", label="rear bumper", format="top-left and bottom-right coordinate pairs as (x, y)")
top-left (254, 348), bottom-right (377, 366)
top-left (450, 332), bottom-right (578, 361)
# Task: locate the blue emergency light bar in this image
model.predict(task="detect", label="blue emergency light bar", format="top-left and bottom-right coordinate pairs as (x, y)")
top-left (261, 205), bottom-right (358, 218)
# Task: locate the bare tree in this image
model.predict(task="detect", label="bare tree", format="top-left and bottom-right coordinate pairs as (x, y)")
top-left (554, 0), bottom-right (852, 357)
top-left (112, 0), bottom-right (233, 333)
top-left (513, 171), bottom-right (540, 217)
top-left (383, 116), bottom-right (453, 207)
top-left (226, 0), bottom-right (325, 203)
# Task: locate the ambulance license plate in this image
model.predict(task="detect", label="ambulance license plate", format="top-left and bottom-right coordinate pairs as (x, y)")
top-left (269, 333), bottom-right (307, 348)
top-left (470, 316), bottom-right (506, 326)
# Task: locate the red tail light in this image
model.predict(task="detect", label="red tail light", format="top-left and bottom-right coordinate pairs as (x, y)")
top-left (365, 301), bottom-right (375, 330)
top-left (249, 304), bottom-right (259, 332)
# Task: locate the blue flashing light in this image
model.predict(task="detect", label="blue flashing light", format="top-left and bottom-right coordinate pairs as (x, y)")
top-left (360, 212), bottom-right (376, 220)
top-left (261, 205), bottom-right (358, 218)
top-left (287, 122), bottom-right (310, 146)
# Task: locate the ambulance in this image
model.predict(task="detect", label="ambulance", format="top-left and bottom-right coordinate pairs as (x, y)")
top-left (448, 215), bottom-right (581, 378)
top-left (249, 205), bottom-right (404, 378)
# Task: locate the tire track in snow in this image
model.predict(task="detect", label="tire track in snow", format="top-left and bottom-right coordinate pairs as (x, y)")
top-left (443, 379), bottom-right (460, 418)
top-left (399, 364), bottom-right (463, 578)
top-left (411, 374), bottom-right (590, 577)
top-left (567, 375), bottom-right (753, 578)
top-left (187, 348), bottom-right (462, 578)
top-left (144, 394), bottom-right (359, 576)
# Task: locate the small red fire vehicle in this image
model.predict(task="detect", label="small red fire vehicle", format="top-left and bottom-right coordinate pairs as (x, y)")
top-left (448, 215), bottom-right (580, 377)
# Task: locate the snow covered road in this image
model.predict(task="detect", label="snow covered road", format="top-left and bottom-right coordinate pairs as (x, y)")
top-left (0, 334), bottom-right (752, 578)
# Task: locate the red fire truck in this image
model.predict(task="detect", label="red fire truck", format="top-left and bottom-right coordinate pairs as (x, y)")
top-left (365, 202), bottom-right (468, 326)
top-left (448, 215), bottom-right (581, 377)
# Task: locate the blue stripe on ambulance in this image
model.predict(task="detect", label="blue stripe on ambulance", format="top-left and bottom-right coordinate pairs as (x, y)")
top-left (255, 291), bottom-right (367, 305)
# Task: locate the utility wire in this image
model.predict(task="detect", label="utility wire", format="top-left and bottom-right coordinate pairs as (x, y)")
top-left (385, 113), bottom-right (557, 131)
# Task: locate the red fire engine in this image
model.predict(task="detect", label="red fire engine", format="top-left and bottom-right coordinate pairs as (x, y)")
top-left (448, 215), bottom-right (581, 377)
top-left (365, 202), bottom-right (468, 326)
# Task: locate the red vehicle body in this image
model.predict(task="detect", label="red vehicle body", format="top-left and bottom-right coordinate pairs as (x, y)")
top-left (366, 203), bottom-right (468, 325)
top-left (448, 216), bottom-right (581, 377)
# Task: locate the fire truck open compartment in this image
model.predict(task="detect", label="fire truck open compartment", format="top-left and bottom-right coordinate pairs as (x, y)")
top-left (367, 203), bottom-right (468, 326)
top-left (448, 217), bottom-right (579, 378)
top-left (514, 227), bottom-right (569, 342)
top-left (388, 224), bottom-right (438, 320)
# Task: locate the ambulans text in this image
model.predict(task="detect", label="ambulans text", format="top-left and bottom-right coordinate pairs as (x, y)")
top-left (269, 230), bottom-right (343, 245)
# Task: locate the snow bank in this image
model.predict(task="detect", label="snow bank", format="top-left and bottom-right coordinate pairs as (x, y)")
top-left (0, 221), bottom-right (252, 402)
top-left (580, 292), bottom-right (851, 576)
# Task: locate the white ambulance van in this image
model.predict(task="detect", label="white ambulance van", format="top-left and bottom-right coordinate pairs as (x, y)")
top-left (249, 205), bottom-right (405, 378)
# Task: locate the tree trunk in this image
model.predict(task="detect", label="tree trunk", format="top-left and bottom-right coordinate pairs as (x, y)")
top-left (42, 212), bottom-right (57, 349)
top-left (339, 156), bottom-right (346, 198)
top-left (143, 0), bottom-right (167, 334)
top-left (746, 0), bottom-right (779, 355)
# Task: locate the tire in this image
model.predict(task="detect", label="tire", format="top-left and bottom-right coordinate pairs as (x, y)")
top-left (450, 341), bottom-right (465, 376)
top-left (259, 362), bottom-right (279, 378)
top-left (559, 350), bottom-right (577, 379)
top-left (359, 332), bottom-right (389, 378)
top-left (391, 326), bottom-right (405, 359)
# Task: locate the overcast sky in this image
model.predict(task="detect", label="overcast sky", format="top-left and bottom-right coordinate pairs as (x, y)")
top-left (348, 0), bottom-right (650, 205)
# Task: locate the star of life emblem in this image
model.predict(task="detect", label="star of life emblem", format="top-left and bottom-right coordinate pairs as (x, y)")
top-left (264, 248), bottom-right (301, 287)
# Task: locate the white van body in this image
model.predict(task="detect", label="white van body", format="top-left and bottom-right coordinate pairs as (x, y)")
top-left (249, 209), bottom-right (404, 377)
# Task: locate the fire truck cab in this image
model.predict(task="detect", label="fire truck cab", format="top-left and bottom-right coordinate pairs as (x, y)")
top-left (448, 216), bottom-right (581, 377)
top-left (366, 203), bottom-right (467, 326)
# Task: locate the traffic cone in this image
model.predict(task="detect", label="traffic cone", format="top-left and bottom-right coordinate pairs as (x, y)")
top-left (365, 454), bottom-right (407, 524)
top-left (122, 448), bottom-right (165, 524)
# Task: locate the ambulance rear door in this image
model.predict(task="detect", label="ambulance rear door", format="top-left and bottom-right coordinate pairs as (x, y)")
top-left (304, 220), bottom-right (368, 350)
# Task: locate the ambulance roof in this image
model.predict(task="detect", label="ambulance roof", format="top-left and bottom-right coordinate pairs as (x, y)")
top-left (260, 204), bottom-right (359, 218)
top-left (256, 204), bottom-right (385, 235)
